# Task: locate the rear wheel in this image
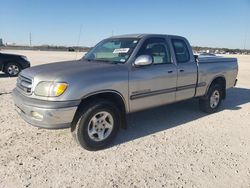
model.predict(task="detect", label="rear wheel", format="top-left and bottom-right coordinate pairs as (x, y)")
top-left (71, 100), bottom-right (120, 151)
top-left (5, 62), bottom-right (21, 76)
top-left (199, 84), bottom-right (223, 113)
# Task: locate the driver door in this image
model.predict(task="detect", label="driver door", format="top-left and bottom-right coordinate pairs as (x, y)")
top-left (129, 37), bottom-right (177, 112)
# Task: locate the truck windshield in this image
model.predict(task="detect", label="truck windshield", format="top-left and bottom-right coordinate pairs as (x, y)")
top-left (84, 38), bottom-right (140, 63)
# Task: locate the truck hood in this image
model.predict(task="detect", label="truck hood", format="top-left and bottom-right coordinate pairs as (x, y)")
top-left (21, 59), bottom-right (127, 82)
top-left (18, 59), bottom-right (129, 101)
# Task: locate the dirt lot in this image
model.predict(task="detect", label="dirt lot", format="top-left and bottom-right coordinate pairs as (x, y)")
top-left (0, 50), bottom-right (250, 188)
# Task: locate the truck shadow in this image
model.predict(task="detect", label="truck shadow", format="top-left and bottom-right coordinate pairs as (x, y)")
top-left (113, 87), bottom-right (250, 147)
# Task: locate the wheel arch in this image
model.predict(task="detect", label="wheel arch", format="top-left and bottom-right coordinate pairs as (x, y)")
top-left (3, 61), bottom-right (22, 71)
top-left (206, 76), bottom-right (226, 99)
top-left (72, 90), bottom-right (128, 130)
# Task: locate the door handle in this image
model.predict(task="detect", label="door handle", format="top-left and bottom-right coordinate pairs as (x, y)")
top-left (179, 69), bottom-right (184, 72)
top-left (168, 70), bottom-right (173, 73)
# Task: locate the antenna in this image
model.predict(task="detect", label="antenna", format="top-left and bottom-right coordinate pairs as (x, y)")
top-left (75, 24), bottom-right (83, 60)
top-left (243, 3), bottom-right (249, 51)
top-left (112, 30), bottom-right (114, 36)
top-left (243, 30), bottom-right (247, 50)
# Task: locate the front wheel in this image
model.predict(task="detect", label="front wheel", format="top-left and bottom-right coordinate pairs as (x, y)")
top-left (199, 84), bottom-right (223, 113)
top-left (71, 100), bottom-right (120, 151)
top-left (5, 62), bottom-right (21, 76)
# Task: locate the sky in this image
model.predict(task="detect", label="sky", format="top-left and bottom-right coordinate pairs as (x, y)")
top-left (0, 0), bottom-right (249, 49)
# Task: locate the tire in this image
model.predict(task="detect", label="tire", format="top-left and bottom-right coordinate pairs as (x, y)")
top-left (71, 100), bottom-right (121, 151)
top-left (4, 62), bottom-right (21, 77)
top-left (199, 84), bottom-right (223, 113)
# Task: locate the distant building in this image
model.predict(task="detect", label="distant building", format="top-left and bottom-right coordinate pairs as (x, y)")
top-left (0, 38), bottom-right (3, 46)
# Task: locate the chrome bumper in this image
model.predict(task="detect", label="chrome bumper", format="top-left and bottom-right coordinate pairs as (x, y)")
top-left (12, 89), bottom-right (80, 129)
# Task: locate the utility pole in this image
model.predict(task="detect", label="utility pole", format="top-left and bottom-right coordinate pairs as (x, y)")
top-left (29, 32), bottom-right (32, 47)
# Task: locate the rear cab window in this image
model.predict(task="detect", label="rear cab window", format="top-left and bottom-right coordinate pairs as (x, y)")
top-left (172, 39), bottom-right (190, 63)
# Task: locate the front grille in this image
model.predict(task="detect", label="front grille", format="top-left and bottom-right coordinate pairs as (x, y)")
top-left (16, 74), bottom-right (33, 94)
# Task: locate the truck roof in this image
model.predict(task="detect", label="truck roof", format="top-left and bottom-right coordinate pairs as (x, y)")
top-left (109, 34), bottom-right (184, 39)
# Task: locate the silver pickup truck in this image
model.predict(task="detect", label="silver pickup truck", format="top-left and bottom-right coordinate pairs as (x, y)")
top-left (12, 34), bottom-right (238, 150)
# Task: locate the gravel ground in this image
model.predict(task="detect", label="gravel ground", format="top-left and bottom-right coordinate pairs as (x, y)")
top-left (0, 50), bottom-right (250, 188)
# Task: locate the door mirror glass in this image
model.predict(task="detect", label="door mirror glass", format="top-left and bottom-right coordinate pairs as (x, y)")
top-left (134, 55), bottom-right (153, 67)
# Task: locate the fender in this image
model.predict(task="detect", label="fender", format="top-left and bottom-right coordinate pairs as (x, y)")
top-left (81, 89), bottom-right (128, 113)
top-left (204, 75), bottom-right (226, 98)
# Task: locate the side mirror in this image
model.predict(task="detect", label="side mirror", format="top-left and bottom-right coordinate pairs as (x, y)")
top-left (194, 55), bottom-right (199, 63)
top-left (134, 55), bottom-right (153, 67)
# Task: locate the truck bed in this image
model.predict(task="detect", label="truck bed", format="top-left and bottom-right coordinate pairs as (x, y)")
top-left (195, 55), bottom-right (238, 97)
top-left (198, 55), bottom-right (237, 64)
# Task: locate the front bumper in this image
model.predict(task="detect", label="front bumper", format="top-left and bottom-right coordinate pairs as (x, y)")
top-left (12, 89), bottom-right (81, 129)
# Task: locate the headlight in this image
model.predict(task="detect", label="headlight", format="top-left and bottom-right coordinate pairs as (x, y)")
top-left (34, 82), bottom-right (68, 97)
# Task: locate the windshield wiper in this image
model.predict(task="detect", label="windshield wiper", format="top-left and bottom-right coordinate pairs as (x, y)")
top-left (94, 59), bottom-right (120, 64)
top-left (84, 58), bottom-right (120, 64)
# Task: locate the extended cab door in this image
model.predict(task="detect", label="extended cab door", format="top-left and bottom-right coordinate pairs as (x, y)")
top-left (129, 37), bottom-right (177, 112)
top-left (171, 38), bottom-right (197, 101)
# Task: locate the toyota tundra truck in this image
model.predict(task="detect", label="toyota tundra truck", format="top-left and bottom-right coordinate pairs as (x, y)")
top-left (12, 34), bottom-right (238, 150)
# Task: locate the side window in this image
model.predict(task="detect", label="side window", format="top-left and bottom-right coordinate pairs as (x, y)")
top-left (172, 39), bottom-right (190, 63)
top-left (137, 38), bottom-right (171, 64)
